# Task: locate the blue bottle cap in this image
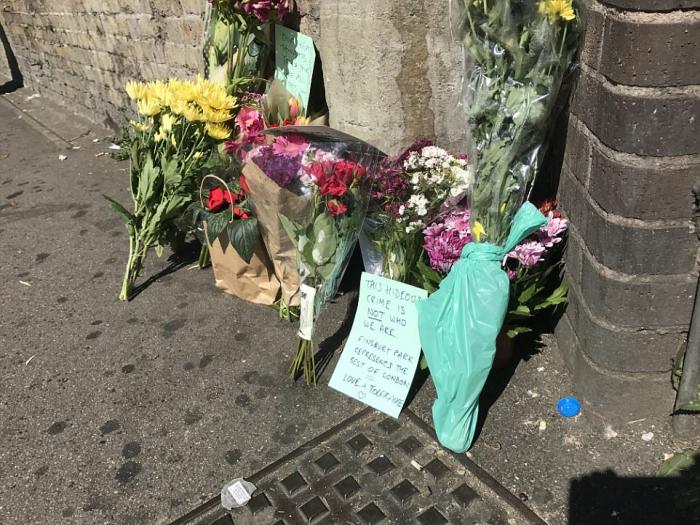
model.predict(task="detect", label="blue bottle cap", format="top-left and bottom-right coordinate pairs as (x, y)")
top-left (557, 397), bottom-right (580, 417)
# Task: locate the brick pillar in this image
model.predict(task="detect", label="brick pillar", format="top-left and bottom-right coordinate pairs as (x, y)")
top-left (556, 0), bottom-right (700, 420)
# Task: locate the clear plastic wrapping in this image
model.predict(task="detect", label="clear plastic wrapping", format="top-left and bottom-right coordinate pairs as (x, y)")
top-left (245, 126), bottom-right (385, 384)
top-left (362, 141), bottom-right (473, 284)
top-left (452, 0), bottom-right (581, 243)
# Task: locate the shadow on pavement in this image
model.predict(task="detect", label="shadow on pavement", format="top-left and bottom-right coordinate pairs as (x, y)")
top-left (127, 240), bottom-right (201, 300)
top-left (569, 459), bottom-right (700, 524)
top-left (0, 23), bottom-right (23, 94)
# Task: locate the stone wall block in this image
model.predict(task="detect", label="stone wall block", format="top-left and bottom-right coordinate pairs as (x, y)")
top-left (600, 0), bottom-right (700, 11)
top-left (599, 10), bottom-right (700, 87)
top-left (566, 281), bottom-right (686, 373)
top-left (555, 313), bottom-right (677, 421)
top-left (570, 67), bottom-right (700, 157)
top-left (559, 167), bottom-right (696, 275)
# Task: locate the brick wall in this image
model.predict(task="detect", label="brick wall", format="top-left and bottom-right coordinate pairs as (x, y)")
top-left (556, 0), bottom-right (700, 420)
top-left (0, 1), bottom-right (206, 127)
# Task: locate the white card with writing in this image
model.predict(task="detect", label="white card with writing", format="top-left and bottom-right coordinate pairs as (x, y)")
top-left (329, 273), bottom-right (428, 418)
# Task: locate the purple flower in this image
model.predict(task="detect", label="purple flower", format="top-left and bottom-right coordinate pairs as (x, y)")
top-left (423, 209), bottom-right (471, 273)
top-left (538, 212), bottom-right (568, 248)
top-left (506, 241), bottom-right (546, 268)
top-left (249, 143), bottom-right (302, 187)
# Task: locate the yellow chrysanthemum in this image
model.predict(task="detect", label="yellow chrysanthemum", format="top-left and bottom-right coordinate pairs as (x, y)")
top-left (472, 221), bottom-right (486, 242)
top-left (129, 119), bottom-right (150, 133)
top-left (201, 106), bottom-right (232, 124)
top-left (205, 122), bottom-right (231, 140)
top-left (182, 104), bottom-right (204, 123)
top-left (137, 96), bottom-right (161, 117)
top-left (125, 81), bottom-right (148, 101)
top-left (538, 0), bottom-right (575, 23)
top-left (193, 151), bottom-right (204, 160)
top-left (500, 202), bottom-right (507, 214)
top-left (160, 113), bottom-right (178, 133)
top-left (154, 129), bottom-right (167, 142)
top-left (196, 78), bottom-right (237, 111)
top-left (144, 80), bottom-right (168, 104)
top-left (171, 134), bottom-right (177, 147)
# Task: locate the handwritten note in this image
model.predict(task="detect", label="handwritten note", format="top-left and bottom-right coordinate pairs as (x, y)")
top-left (329, 273), bottom-right (428, 418)
top-left (275, 25), bottom-right (316, 111)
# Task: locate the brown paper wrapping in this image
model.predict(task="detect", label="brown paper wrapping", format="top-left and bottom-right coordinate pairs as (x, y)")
top-left (243, 159), bottom-right (311, 307)
top-left (206, 225), bottom-right (281, 306)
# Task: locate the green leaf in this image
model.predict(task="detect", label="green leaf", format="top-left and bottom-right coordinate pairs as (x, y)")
top-left (317, 261), bottom-right (335, 280)
top-left (658, 450), bottom-right (700, 477)
top-left (104, 195), bottom-right (134, 224)
top-left (279, 213), bottom-right (303, 249)
top-left (518, 282), bottom-right (541, 304)
top-left (161, 158), bottom-right (181, 189)
top-left (419, 354), bottom-right (429, 371)
top-left (205, 212), bottom-right (230, 245)
top-left (312, 212), bottom-right (337, 265)
top-left (137, 155), bottom-right (159, 203)
top-left (672, 345), bottom-right (686, 392)
top-left (506, 326), bottom-right (532, 338)
top-left (227, 217), bottom-right (258, 264)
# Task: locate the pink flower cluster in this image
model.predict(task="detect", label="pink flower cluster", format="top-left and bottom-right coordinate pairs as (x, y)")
top-left (224, 105), bottom-right (265, 160)
top-left (423, 202), bottom-right (568, 274)
top-left (234, 0), bottom-right (289, 21)
top-left (423, 209), bottom-right (472, 273)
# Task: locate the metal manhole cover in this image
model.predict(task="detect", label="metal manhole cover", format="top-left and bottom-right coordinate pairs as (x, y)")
top-left (172, 408), bottom-right (546, 525)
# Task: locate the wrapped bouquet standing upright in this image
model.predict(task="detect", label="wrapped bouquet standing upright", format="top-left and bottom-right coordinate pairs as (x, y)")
top-left (246, 127), bottom-right (383, 385)
top-left (457, 0), bottom-right (580, 242)
top-left (416, 0), bottom-right (580, 452)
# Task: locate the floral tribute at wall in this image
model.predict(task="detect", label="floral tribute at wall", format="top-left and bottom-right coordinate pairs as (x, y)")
top-left (106, 0), bottom-right (580, 449)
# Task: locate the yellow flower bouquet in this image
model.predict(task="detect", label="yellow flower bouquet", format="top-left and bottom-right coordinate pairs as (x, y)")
top-left (105, 77), bottom-right (238, 300)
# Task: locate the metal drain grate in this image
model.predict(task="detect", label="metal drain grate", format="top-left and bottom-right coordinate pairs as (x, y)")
top-left (171, 408), bottom-right (546, 525)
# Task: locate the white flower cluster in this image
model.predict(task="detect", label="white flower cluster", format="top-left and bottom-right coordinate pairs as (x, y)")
top-left (399, 146), bottom-right (473, 233)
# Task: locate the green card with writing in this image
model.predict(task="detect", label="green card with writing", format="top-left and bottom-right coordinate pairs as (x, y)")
top-left (275, 25), bottom-right (316, 111)
top-left (329, 273), bottom-right (428, 418)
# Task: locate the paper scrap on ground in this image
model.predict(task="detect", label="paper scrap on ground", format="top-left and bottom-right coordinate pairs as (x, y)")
top-left (329, 272), bottom-right (427, 418)
top-left (275, 24), bottom-right (316, 111)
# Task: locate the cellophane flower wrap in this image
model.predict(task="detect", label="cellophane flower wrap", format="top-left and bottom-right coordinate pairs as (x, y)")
top-left (251, 127), bottom-right (384, 384)
top-left (363, 141), bottom-right (473, 283)
top-left (204, 0), bottom-right (289, 91)
top-left (454, 0), bottom-right (580, 243)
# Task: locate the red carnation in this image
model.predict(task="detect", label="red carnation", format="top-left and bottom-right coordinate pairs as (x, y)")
top-left (232, 207), bottom-right (250, 219)
top-left (207, 187), bottom-right (227, 212)
top-left (326, 199), bottom-right (347, 217)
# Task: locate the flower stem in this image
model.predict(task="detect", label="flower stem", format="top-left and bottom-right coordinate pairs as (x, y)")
top-left (198, 243), bottom-right (210, 268)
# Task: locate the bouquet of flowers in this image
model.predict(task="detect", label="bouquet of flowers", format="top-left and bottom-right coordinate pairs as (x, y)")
top-left (245, 128), bottom-right (383, 384)
top-left (205, 0), bottom-right (289, 91)
top-left (224, 80), bottom-right (317, 163)
top-left (456, 0), bottom-right (580, 243)
top-left (418, 200), bottom-right (569, 335)
top-left (105, 77), bottom-right (236, 300)
top-left (363, 141), bottom-right (473, 282)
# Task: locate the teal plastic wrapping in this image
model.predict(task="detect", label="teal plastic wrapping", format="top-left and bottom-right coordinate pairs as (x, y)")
top-left (416, 202), bottom-right (547, 452)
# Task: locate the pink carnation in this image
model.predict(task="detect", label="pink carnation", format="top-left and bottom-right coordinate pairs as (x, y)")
top-left (506, 241), bottom-right (546, 268)
top-left (538, 212), bottom-right (568, 248)
top-left (236, 0), bottom-right (288, 21)
top-left (423, 209), bottom-right (471, 273)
